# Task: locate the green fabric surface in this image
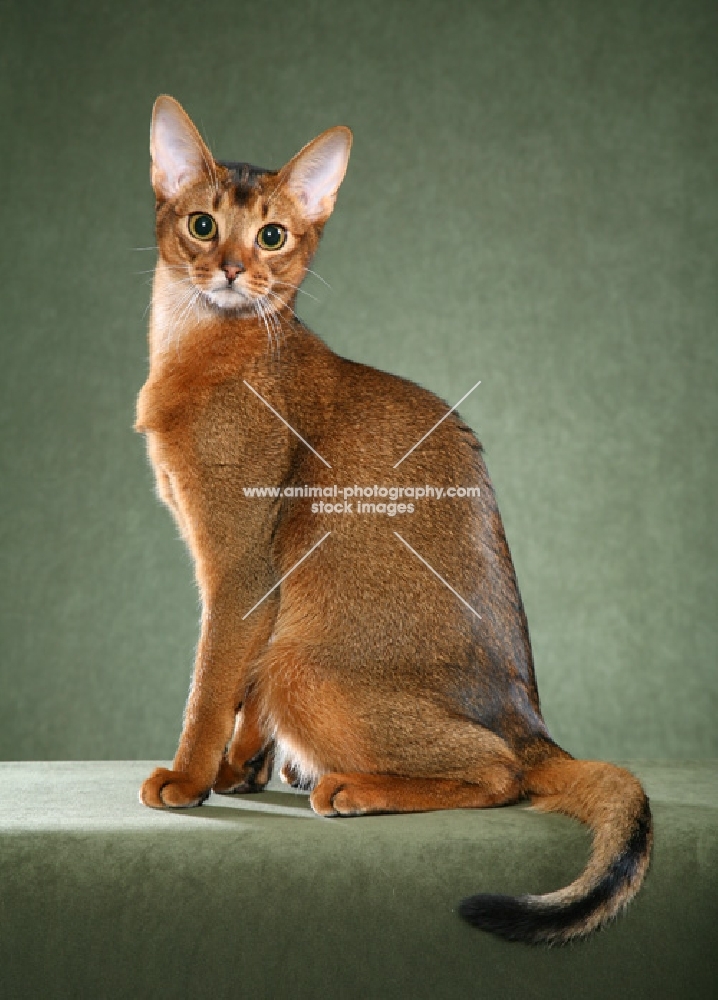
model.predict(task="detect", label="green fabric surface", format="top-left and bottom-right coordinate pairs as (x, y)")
top-left (1, 761), bottom-right (716, 999)
top-left (0, 2), bottom-right (716, 762)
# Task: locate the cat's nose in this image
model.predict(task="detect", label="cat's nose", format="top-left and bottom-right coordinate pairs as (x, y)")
top-left (222, 261), bottom-right (245, 284)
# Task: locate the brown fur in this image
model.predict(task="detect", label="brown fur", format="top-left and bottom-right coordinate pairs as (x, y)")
top-left (136, 96), bottom-right (652, 944)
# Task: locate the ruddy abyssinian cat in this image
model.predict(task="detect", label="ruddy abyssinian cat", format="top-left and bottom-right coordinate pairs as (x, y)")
top-left (136, 95), bottom-right (652, 945)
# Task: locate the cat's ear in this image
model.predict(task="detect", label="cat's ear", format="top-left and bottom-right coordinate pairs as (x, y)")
top-left (150, 95), bottom-right (214, 200)
top-left (281, 127), bottom-right (352, 223)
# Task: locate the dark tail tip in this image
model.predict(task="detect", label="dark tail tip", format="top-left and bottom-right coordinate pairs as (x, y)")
top-left (459, 894), bottom-right (547, 945)
top-left (458, 795), bottom-right (652, 945)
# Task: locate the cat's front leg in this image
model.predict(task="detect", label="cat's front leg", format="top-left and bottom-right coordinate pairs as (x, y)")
top-left (140, 583), bottom-right (277, 810)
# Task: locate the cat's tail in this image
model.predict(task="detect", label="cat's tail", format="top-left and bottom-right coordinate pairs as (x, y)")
top-left (458, 751), bottom-right (652, 945)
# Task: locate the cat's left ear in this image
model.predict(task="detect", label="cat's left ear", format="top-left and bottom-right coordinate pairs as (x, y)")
top-left (281, 127), bottom-right (353, 223)
top-left (150, 95), bottom-right (214, 200)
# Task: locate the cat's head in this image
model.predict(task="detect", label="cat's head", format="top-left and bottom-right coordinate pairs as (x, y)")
top-left (149, 95), bottom-right (351, 321)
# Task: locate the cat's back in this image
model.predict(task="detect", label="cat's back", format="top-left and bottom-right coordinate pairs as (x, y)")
top-left (280, 345), bottom-right (484, 485)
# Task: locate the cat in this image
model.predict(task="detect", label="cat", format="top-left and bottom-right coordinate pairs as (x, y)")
top-left (135, 95), bottom-right (652, 945)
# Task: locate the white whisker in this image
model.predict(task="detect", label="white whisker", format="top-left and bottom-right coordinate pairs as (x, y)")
top-left (274, 281), bottom-right (319, 303)
top-left (267, 301), bottom-right (285, 359)
top-left (134, 265), bottom-right (187, 276)
top-left (269, 304), bottom-right (286, 356)
top-left (157, 276), bottom-right (203, 354)
top-left (304, 267), bottom-right (332, 290)
top-left (254, 298), bottom-right (270, 354)
top-left (174, 288), bottom-right (202, 352)
top-left (271, 296), bottom-right (291, 351)
top-left (265, 289), bottom-right (292, 316)
top-left (256, 298), bottom-right (279, 359)
top-left (258, 293), bottom-right (290, 360)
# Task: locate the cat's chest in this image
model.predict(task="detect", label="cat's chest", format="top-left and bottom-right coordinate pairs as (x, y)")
top-left (135, 368), bottom-right (208, 479)
top-left (136, 363), bottom-right (291, 478)
top-left (136, 366), bottom-right (203, 435)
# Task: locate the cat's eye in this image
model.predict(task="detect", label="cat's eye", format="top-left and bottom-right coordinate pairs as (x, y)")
top-left (188, 213), bottom-right (218, 241)
top-left (257, 223), bottom-right (287, 251)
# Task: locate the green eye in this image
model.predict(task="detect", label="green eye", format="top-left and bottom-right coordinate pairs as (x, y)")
top-left (188, 213), bottom-right (217, 240)
top-left (257, 223), bottom-right (287, 251)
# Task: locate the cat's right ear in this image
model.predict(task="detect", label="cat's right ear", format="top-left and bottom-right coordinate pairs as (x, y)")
top-left (150, 96), bottom-right (214, 200)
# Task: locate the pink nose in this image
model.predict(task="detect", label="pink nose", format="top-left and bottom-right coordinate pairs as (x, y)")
top-left (222, 262), bottom-right (244, 283)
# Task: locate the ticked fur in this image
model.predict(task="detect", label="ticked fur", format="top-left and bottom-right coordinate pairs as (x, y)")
top-left (137, 96), bottom-right (652, 945)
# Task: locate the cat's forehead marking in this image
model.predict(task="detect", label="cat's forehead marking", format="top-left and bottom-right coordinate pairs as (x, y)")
top-left (216, 160), bottom-right (275, 209)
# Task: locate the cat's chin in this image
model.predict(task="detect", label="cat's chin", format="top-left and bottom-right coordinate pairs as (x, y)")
top-left (204, 287), bottom-right (255, 316)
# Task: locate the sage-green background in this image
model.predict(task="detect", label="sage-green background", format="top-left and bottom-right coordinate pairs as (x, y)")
top-left (1, 0), bottom-right (716, 762)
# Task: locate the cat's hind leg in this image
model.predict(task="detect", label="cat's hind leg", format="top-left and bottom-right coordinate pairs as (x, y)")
top-left (311, 767), bottom-right (520, 817)
top-left (213, 691), bottom-right (275, 794)
top-left (308, 710), bottom-right (523, 817)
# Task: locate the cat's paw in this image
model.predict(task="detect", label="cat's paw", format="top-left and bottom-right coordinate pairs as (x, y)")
top-left (213, 745), bottom-right (273, 795)
top-left (279, 761), bottom-right (313, 790)
top-left (139, 767), bottom-right (210, 810)
top-left (310, 774), bottom-right (370, 817)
